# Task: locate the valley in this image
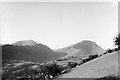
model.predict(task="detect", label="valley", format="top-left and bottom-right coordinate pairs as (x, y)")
top-left (1, 40), bottom-right (120, 80)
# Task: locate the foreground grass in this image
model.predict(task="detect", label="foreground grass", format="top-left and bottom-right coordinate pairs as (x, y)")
top-left (96, 76), bottom-right (120, 80)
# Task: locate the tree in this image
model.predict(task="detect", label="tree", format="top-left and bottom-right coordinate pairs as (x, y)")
top-left (114, 33), bottom-right (120, 50)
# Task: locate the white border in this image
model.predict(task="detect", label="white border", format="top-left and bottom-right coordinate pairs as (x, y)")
top-left (1, 0), bottom-right (119, 2)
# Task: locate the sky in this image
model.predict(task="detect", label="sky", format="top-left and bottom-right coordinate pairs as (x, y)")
top-left (1, 2), bottom-right (118, 49)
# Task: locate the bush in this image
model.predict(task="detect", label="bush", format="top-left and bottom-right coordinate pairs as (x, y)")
top-left (81, 54), bottom-right (99, 64)
top-left (67, 62), bottom-right (78, 69)
top-left (38, 62), bottom-right (65, 79)
top-left (106, 48), bottom-right (113, 53)
top-left (45, 63), bottom-right (63, 76)
top-left (88, 54), bottom-right (98, 60)
top-left (96, 76), bottom-right (120, 80)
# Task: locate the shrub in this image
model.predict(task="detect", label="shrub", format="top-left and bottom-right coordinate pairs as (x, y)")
top-left (67, 62), bottom-right (78, 69)
top-left (106, 48), bottom-right (113, 53)
top-left (81, 54), bottom-right (99, 64)
top-left (96, 76), bottom-right (120, 80)
top-left (39, 62), bottom-right (65, 79)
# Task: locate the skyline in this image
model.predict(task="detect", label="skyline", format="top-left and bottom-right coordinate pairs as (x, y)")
top-left (1, 2), bottom-right (118, 49)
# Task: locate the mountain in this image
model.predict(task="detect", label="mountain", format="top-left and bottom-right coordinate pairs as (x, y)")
top-left (59, 51), bottom-right (119, 78)
top-left (2, 40), bottom-right (65, 63)
top-left (13, 40), bottom-right (38, 46)
top-left (55, 40), bottom-right (105, 58)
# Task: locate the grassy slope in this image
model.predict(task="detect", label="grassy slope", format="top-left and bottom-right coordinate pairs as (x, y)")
top-left (59, 51), bottom-right (119, 78)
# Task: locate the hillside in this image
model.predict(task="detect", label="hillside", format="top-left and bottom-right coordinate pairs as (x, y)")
top-left (59, 51), bottom-right (119, 78)
top-left (2, 40), bottom-right (65, 63)
top-left (55, 40), bottom-right (105, 58)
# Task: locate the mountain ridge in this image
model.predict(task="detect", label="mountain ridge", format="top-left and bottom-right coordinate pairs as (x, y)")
top-left (2, 40), bottom-right (65, 63)
top-left (2, 40), bottom-right (105, 62)
top-left (55, 40), bottom-right (105, 58)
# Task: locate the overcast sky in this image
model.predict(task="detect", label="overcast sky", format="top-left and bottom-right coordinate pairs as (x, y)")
top-left (1, 2), bottom-right (118, 49)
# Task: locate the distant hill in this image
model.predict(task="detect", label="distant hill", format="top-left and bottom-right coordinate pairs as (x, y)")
top-left (2, 40), bottom-right (65, 63)
top-left (13, 40), bottom-right (38, 46)
top-left (55, 40), bottom-right (105, 58)
top-left (59, 51), bottom-right (119, 78)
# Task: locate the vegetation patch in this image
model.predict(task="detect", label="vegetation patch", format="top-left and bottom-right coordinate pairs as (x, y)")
top-left (96, 76), bottom-right (120, 80)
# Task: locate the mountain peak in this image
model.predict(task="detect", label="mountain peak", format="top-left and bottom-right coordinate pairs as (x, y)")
top-left (13, 40), bottom-right (38, 46)
top-left (79, 40), bottom-right (94, 43)
top-left (55, 40), bottom-right (105, 58)
top-left (73, 40), bottom-right (105, 53)
top-left (73, 40), bottom-right (94, 48)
